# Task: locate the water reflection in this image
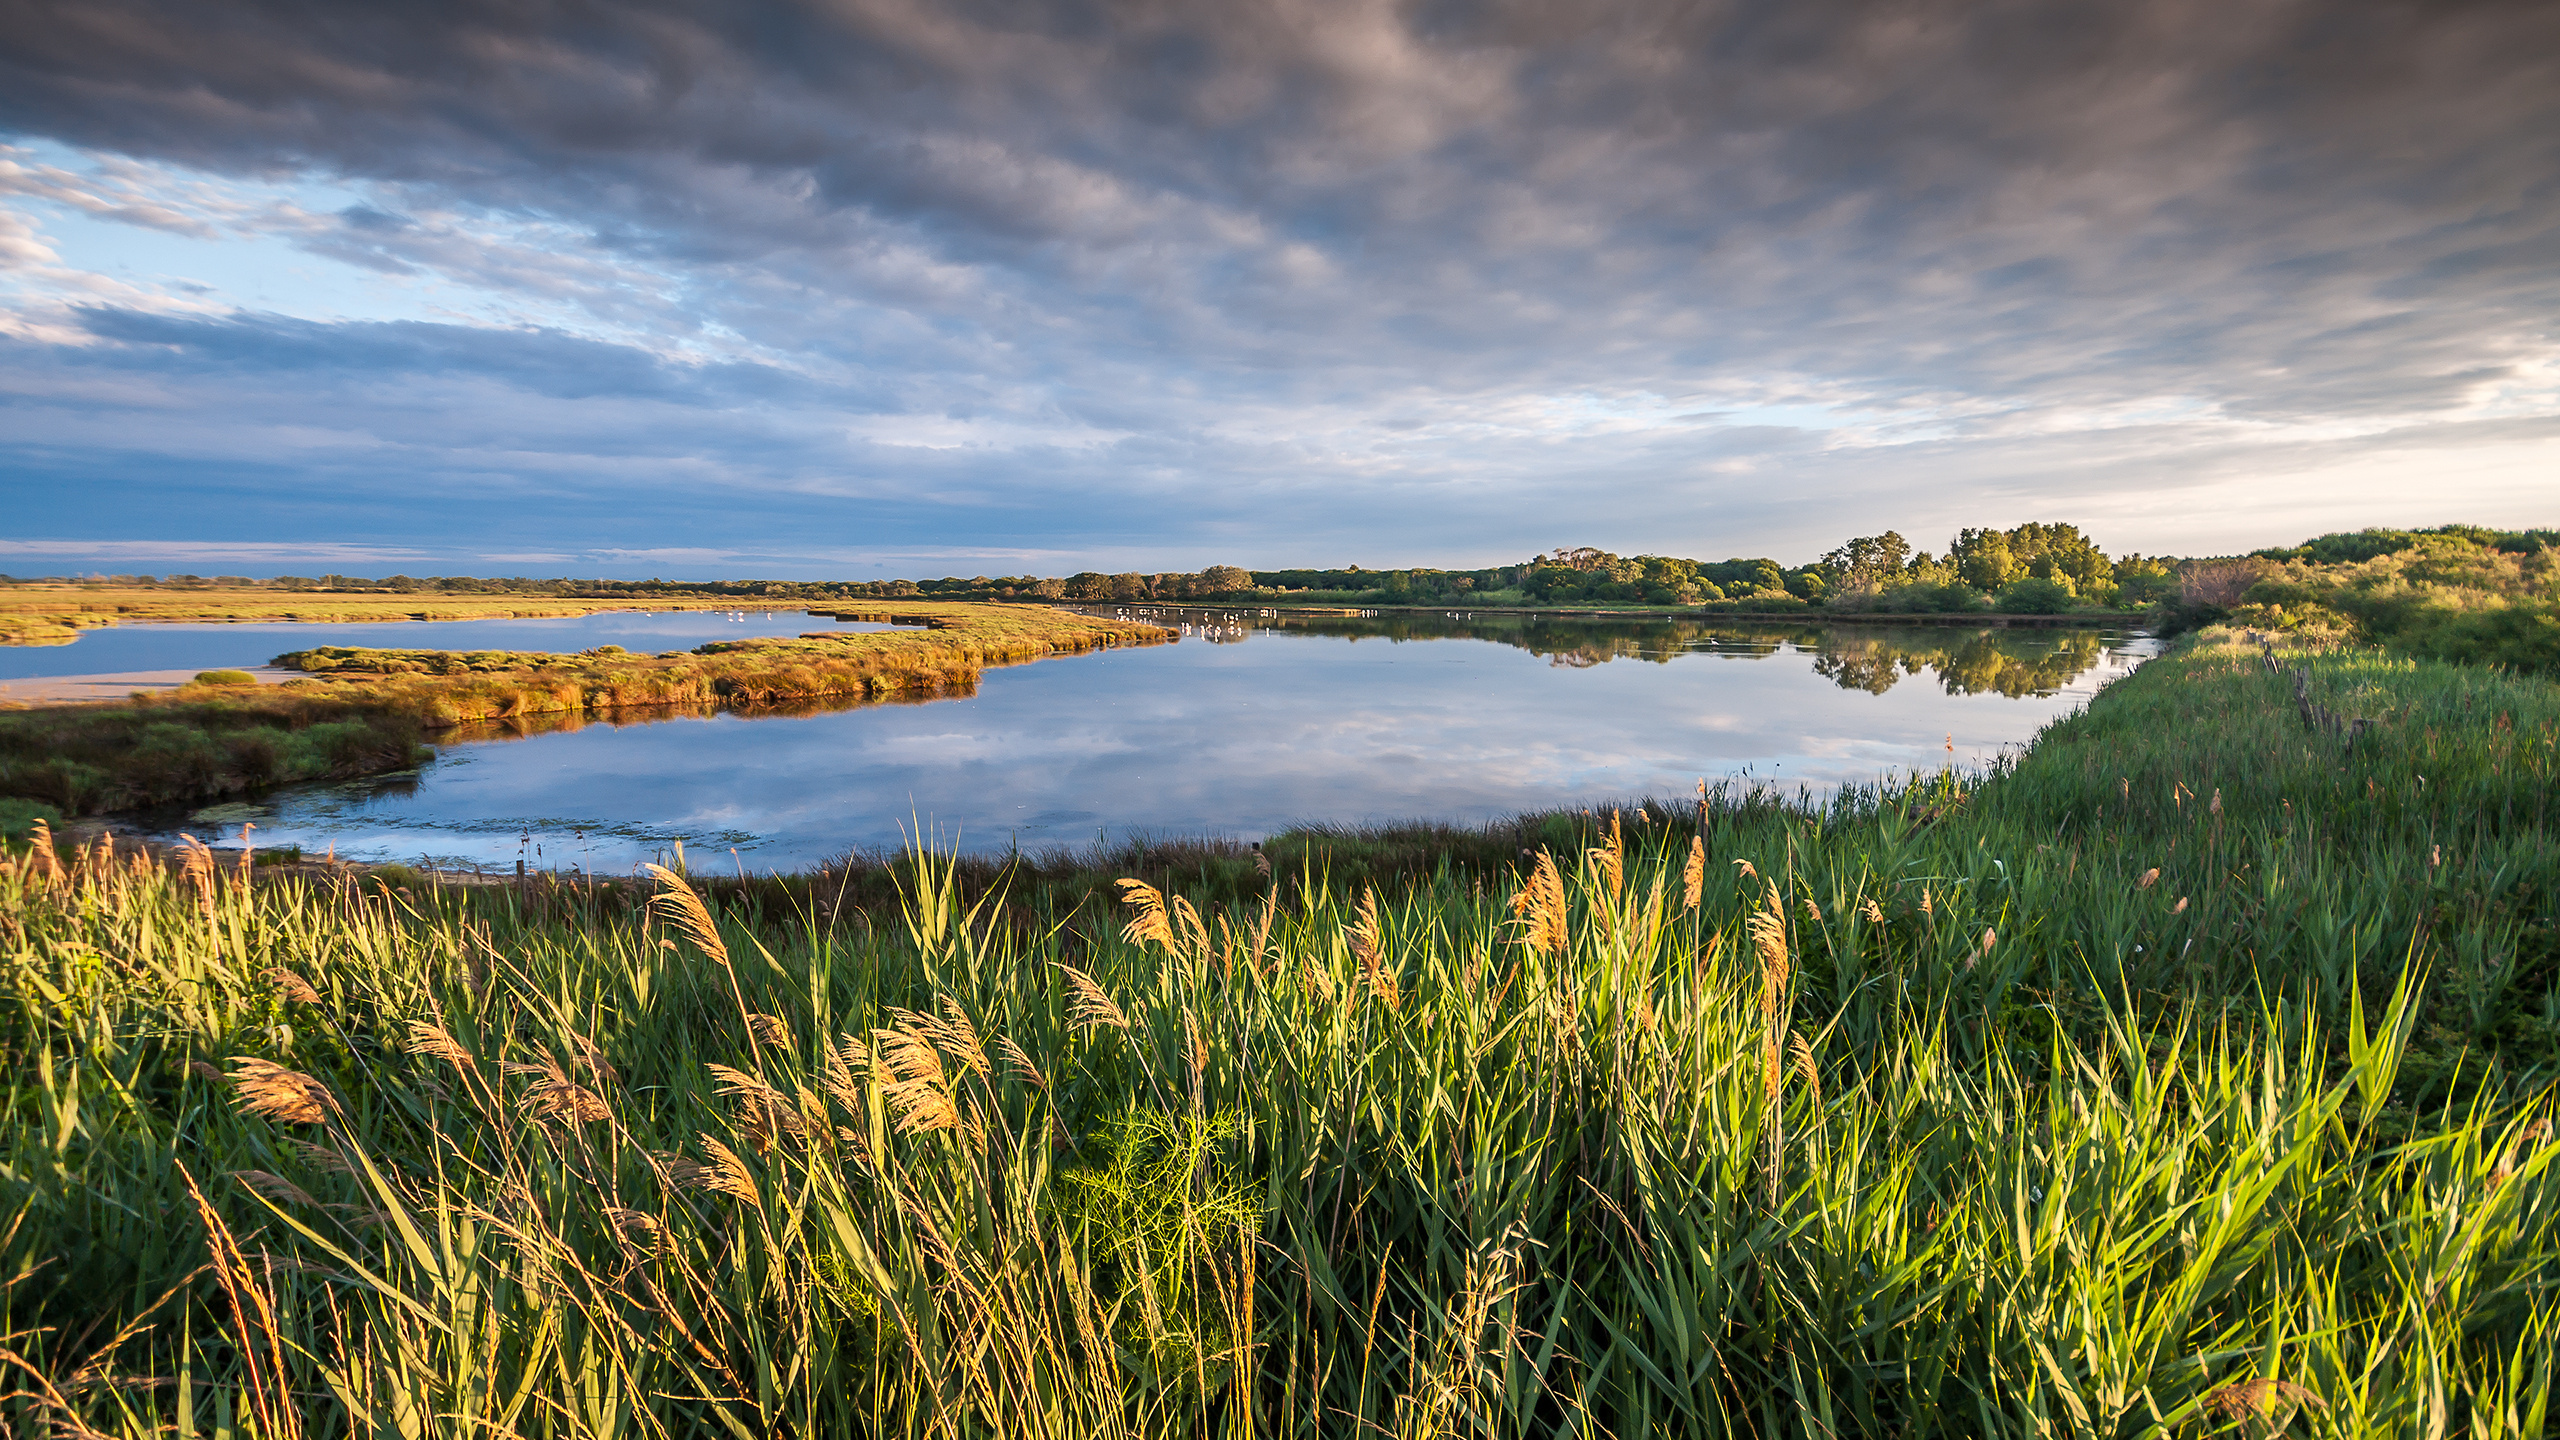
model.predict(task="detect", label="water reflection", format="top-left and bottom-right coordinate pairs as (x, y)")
top-left (131, 613), bottom-right (2151, 873)
top-left (1091, 606), bottom-right (2121, 697)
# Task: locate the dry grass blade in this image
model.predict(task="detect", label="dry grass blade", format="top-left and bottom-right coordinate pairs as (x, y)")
top-left (1055, 963), bottom-right (1131, 1030)
top-left (227, 1057), bottom-right (339, 1126)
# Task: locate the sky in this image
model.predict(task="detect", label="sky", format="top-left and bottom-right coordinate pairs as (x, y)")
top-left (1, 0), bottom-right (2554, 580)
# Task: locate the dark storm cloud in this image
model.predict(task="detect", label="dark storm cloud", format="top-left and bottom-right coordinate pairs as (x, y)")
top-left (1, 0), bottom-right (2555, 569)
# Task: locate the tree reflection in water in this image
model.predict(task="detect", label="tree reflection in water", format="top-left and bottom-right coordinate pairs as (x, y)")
top-left (1154, 610), bottom-right (2133, 699)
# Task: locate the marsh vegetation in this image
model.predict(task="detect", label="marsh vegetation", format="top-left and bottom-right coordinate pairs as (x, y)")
top-left (4, 628), bottom-right (2553, 1436)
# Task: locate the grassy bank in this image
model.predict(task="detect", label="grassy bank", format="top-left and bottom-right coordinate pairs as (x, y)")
top-left (3, 627), bottom-right (2554, 1436)
top-left (0, 605), bottom-right (1169, 815)
top-left (0, 587), bottom-right (834, 647)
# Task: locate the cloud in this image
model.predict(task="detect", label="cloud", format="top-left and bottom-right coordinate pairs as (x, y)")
top-left (0, 0), bottom-right (2555, 573)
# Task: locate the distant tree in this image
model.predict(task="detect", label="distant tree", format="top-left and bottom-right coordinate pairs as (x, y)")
top-left (1817, 532), bottom-right (1913, 593)
top-left (1198, 564), bottom-right (1253, 594)
top-left (1535, 546), bottom-right (1616, 572)
top-left (1065, 572), bottom-right (1110, 600)
top-left (1949, 530), bottom-right (2018, 590)
top-left (1108, 572), bottom-right (1151, 600)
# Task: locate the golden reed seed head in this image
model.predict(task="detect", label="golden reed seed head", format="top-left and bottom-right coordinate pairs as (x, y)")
top-left (404, 1022), bottom-right (475, 1070)
top-left (227, 1057), bottom-right (339, 1126)
top-left (1683, 837), bottom-right (1705, 911)
top-left (995, 1034), bottom-right (1049, 1090)
top-left (1115, 877), bottom-right (1177, 952)
top-left (2137, 868), bottom-right (2161, 890)
top-left (1053, 963), bottom-right (1132, 1030)
top-left (644, 863), bottom-right (731, 968)
top-left (693, 1136), bottom-right (760, 1202)
top-left (263, 968), bottom-right (323, 1006)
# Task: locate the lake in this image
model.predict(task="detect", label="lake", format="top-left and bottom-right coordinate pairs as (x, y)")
top-left (115, 609), bottom-right (2154, 873)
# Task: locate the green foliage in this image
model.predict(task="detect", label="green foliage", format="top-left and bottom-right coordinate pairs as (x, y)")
top-left (1994, 574), bottom-right (2077, 613)
top-left (2200, 526), bottom-right (2560, 673)
top-left (0, 691), bottom-right (428, 814)
top-left (191, 669), bottom-right (257, 686)
top-left (0, 796), bottom-right (60, 846)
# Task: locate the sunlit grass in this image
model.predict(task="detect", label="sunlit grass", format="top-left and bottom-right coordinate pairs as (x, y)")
top-left (1, 626), bottom-right (2554, 1436)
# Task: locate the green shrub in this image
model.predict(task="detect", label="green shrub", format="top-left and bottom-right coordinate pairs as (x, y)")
top-left (192, 669), bottom-right (257, 687)
top-left (0, 796), bottom-right (61, 845)
top-left (1993, 575), bottom-right (2077, 613)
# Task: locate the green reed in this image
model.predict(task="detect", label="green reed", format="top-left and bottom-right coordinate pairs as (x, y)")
top-left (1, 628), bottom-right (2553, 1437)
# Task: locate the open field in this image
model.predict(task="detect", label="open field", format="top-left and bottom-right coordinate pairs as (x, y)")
top-left (2, 628), bottom-right (2553, 1436)
top-left (0, 605), bottom-right (1170, 815)
top-left (0, 588), bottom-right (830, 648)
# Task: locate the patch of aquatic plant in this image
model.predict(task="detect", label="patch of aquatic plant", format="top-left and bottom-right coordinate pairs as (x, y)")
top-left (0, 686), bottom-right (429, 815)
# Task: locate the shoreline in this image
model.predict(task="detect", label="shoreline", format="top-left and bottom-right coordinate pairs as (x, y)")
top-left (1063, 599), bottom-right (2156, 627)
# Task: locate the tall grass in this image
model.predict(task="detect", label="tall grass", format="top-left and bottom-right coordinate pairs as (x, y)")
top-left (1, 628), bottom-right (2555, 1436)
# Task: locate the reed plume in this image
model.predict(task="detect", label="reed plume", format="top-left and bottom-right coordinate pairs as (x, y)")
top-left (1682, 836), bottom-right (1705, 911)
top-left (692, 1135), bottom-right (760, 1202)
top-left (1055, 963), bottom-right (1132, 1030)
top-left (871, 1017), bottom-right (961, 1136)
top-left (1117, 877), bottom-right (1177, 952)
top-left (178, 833), bottom-right (216, 918)
top-left (404, 1021), bottom-right (474, 1070)
top-left (263, 968), bottom-right (323, 1006)
top-left (644, 863), bottom-right (731, 969)
top-left (508, 1055), bottom-right (612, 1125)
top-left (227, 1057), bottom-right (339, 1126)
top-left (997, 1034), bottom-right (1049, 1090)
top-left (231, 1169), bottom-right (317, 1208)
top-left (1349, 889), bottom-right (1399, 1008)
top-left (1510, 850), bottom-right (1570, 956)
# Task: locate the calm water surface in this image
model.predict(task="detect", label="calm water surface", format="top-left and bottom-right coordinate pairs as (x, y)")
top-left (132, 612), bottom-right (2153, 872)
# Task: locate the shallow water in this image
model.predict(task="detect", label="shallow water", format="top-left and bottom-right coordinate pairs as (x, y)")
top-left (0, 608), bottom-right (891, 685)
top-left (131, 611), bottom-right (2153, 873)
